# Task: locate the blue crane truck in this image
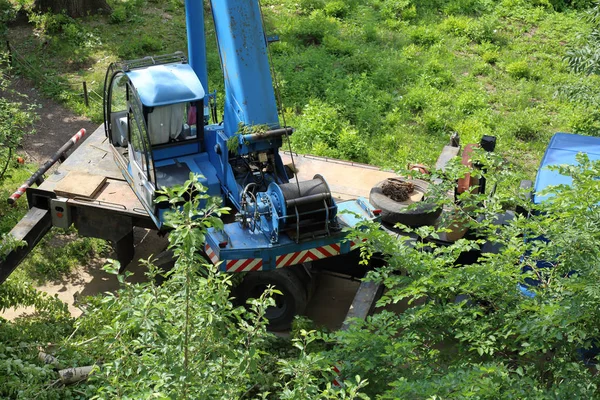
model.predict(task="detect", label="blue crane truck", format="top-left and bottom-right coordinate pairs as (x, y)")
top-left (2, 0), bottom-right (410, 330)
top-left (0, 0), bottom-right (503, 330)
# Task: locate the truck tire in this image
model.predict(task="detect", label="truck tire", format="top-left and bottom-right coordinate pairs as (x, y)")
top-left (153, 249), bottom-right (175, 285)
top-left (234, 266), bottom-right (309, 331)
top-left (369, 179), bottom-right (441, 227)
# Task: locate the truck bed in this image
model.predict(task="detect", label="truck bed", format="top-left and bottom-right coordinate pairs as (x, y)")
top-left (281, 153), bottom-right (396, 201)
top-left (42, 126), bottom-right (394, 213)
top-left (37, 125), bottom-right (148, 217)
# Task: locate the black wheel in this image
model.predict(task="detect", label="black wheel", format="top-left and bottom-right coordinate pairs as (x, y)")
top-left (152, 249), bottom-right (176, 285)
top-left (235, 266), bottom-right (309, 331)
top-left (369, 178), bottom-right (442, 227)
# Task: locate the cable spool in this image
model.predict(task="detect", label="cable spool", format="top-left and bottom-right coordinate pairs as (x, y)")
top-left (272, 174), bottom-right (336, 237)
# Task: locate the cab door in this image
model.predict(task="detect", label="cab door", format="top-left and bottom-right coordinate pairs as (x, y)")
top-left (127, 92), bottom-right (157, 218)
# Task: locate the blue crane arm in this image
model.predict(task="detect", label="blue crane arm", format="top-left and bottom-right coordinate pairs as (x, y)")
top-left (210, 0), bottom-right (280, 136)
top-left (185, 0), bottom-right (209, 95)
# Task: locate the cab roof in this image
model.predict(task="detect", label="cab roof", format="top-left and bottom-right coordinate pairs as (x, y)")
top-left (534, 132), bottom-right (600, 204)
top-left (126, 63), bottom-right (205, 107)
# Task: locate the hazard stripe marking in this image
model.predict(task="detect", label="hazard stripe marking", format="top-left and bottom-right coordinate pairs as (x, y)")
top-left (204, 244), bottom-right (219, 264)
top-left (214, 240), bottom-right (364, 272)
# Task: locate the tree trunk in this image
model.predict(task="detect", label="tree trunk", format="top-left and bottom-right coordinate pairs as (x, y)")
top-left (33, 0), bottom-right (111, 18)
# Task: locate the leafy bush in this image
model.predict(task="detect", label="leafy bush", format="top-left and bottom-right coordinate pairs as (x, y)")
top-left (28, 11), bottom-right (72, 35)
top-left (21, 229), bottom-right (108, 283)
top-left (284, 11), bottom-right (337, 46)
top-left (381, 0), bottom-right (417, 28)
top-left (442, 0), bottom-right (494, 15)
top-left (298, 0), bottom-right (325, 14)
top-left (117, 34), bottom-right (163, 59)
top-left (109, 0), bottom-right (145, 24)
top-left (409, 25), bottom-right (441, 46)
top-left (291, 99), bottom-right (368, 161)
top-left (440, 14), bottom-right (499, 43)
top-left (506, 60), bottom-right (532, 79)
top-left (507, 108), bottom-right (546, 141)
top-left (569, 108), bottom-right (600, 135)
top-left (324, 0), bottom-right (350, 18)
top-left (327, 152), bottom-right (600, 397)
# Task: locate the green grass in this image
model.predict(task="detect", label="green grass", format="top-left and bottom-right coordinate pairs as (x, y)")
top-left (4, 0), bottom-right (599, 176)
top-left (20, 228), bottom-right (109, 283)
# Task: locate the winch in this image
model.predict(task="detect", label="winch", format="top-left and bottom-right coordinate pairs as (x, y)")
top-left (238, 175), bottom-right (338, 244)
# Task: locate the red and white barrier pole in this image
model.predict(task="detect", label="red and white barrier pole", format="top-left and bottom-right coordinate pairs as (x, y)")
top-left (7, 128), bottom-right (86, 205)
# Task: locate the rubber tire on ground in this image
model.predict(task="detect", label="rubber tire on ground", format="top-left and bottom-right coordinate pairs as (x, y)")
top-left (369, 178), bottom-right (442, 227)
top-left (234, 266), bottom-right (309, 331)
top-left (153, 249), bottom-right (176, 285)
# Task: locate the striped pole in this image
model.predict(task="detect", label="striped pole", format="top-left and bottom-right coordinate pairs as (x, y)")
top-left (7, 128), bottom-right (86, 205)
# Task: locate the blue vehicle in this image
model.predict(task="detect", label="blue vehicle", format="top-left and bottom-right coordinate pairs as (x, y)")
top-left (520, 132), bottom-right (600, 297)
top-left (102, 0), bottom-right (383, 329)
top-left (519, 132), bottom-right (600, 363)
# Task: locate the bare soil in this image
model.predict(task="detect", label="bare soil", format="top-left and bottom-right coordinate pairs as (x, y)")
top-left (8, 77), bottom-right (97, 164)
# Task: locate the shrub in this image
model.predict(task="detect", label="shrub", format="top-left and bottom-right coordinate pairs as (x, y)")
top-left (324, 0), bottom-right (349, 18)
top-left (440, 14), bottom-right (499, 43)
top-left (0, 0), bottom-right (18, 35)
top-left (409, 25), bottom-right (440, 46)
top-left (506, 60), bottom-right (531, 79)
top-left (507, 109), bottom-right (546, 141)
top-left (569, 108), bottom-right (600, 136)
top-left (472, 61), bottom-right (493, 75)
top-left (109, 0), bottom-right (145, 24)
top-left (443, 0), bottom-right (494, 15)
top-left (454, 116), bottom-right (493, 144)
top-left (337, 127), bottom-right (369, 162)
top-left (298, 0), bottom-right (325, 14)
top-left (291, 99), bottom-right (345, 152)
top-left (404, 85), bottom-right (439, 113)
top-left (423, 60), bottom-right (456, 88)
top-left (422, 110), bottom-right (450, 134)
top-left (117, 34), bottom-right (163, 59)
top-left (323, 34), bottom-right (355, 56)
top-left (291, 99), bottom-right (369, 160)
top-left (381, 0), bottom-right (417, 22)
top-left (456, 91), bottom-right (488, 115)
top-left (29, 11), bottom-right (72, 35)
top-left (286, 11), bottom-right (336, 46)
top-left (482, 49), bottom-right (499, 63)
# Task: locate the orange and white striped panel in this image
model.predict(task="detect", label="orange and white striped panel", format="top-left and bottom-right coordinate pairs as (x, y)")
top-left (332, 364), bottom-right (344, 387)
top-left (226, 258), bottom-right (263, 272)
top-left (275, 243), bottom-right (341, 268)
top-left (204, 244), bottom-right (219, 264)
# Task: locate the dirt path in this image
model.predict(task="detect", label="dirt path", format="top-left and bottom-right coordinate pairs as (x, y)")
top-left (9, 77), bottom-right (97, 164)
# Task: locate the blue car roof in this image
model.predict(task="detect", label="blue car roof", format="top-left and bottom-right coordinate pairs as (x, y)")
top-left (534, 132), bottom-right (600, 203)
top-left (126, 63), bottom-right (205, 107)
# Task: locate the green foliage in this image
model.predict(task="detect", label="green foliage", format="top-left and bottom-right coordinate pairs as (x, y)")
top-left (324, 1), bottom-right (350, 18)
top-left (291, 99), bottom-right (368, 162)
top-left (325, 151), bottom-right (600, 397)
top-left (117, 34), bottom-right (163, 60)
top-left (0, 55), bottom-right (36, 179)
top-left (506, 60), bottom-right (532, 79)
top-left (20, 229), bottom-right (108, 283)
top-left (2, 0), bottom-right (594, 170)
top-left (0, 0), bottom-right (19, 36)
top-left (0, 176), bottom-right (371, 398)
top-left (108, 0), bottom-right (145, 24)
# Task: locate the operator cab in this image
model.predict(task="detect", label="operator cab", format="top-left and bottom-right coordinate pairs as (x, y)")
top-left (103, 56), bottom-right (221, 228)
